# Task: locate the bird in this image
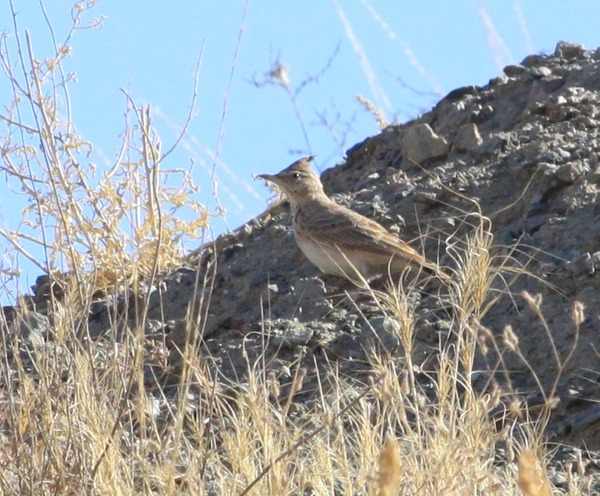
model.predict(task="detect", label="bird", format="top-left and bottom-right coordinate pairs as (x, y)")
top-left (257, 156), bottom-right (446, 285)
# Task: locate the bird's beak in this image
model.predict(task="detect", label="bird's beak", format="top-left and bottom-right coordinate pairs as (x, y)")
top-left (256, 173), bottom-right (280, 185)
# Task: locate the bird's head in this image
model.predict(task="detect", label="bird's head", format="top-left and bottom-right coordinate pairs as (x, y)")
top-left (257, 156), bottom-right (324, 206)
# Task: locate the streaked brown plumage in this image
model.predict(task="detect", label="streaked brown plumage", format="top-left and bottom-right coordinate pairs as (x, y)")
top-left (258, 156), bottom-right (445, 284)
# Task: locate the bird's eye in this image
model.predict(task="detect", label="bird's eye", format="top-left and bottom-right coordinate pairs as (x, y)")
top-left (292, 172), bottom-right (301, 180)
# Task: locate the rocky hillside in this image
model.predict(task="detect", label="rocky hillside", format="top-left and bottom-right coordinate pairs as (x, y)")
top-left (20, 41), bottom-right (600, 448)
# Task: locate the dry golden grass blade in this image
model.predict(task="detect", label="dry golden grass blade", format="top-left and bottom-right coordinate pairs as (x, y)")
top-left (518, 449), bottom-right (552, 496)
top-left (376, 437), bottom-right (402, 496)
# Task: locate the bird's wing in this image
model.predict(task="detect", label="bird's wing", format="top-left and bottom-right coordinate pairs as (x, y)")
top-left (300, 201), bottom-right (428, 264)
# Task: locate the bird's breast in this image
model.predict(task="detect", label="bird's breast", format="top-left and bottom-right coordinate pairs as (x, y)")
top-left (294, 233), bottom-right (367, 279)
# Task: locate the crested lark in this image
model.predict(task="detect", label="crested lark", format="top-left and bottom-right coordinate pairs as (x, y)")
top-left (258, 156), bottom-right (446, 284)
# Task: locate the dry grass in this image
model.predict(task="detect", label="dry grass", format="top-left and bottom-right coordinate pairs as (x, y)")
top-left (0, 307), bottom-right (588, 495)
top-left (0, 2), bottom-right (209, 301)
top-left (0, 3), bottom-right (595, 496)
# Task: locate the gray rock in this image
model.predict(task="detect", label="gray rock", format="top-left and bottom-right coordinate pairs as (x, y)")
top-left (401, 123), bottom-right (449, 167)
top-left (520, 54), bottom-right (545, 67)
top-left (360, 316), bottom-right (402, 352)
top-left (503, 64), bottom-right (526, 77)
top-left (554, 41), bottom-right (587, 59)
top-left (470, 103), bottom-right (494, 124)
top-left (531, 66), bottom-right (553, 78)
top-left (11, 311), bottom-right (49, 349)
top-left (266, 319), bottom-right (315, 348)
top-left (452, 123), bottom-right (483, 152)
top-left (566, 253), bottom-right (595, 276)
top-left (556, 161), bottom-right (589, 184)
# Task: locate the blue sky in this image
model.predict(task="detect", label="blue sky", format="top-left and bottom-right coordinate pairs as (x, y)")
top-left (1, 1), bottom-right (599, 299)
